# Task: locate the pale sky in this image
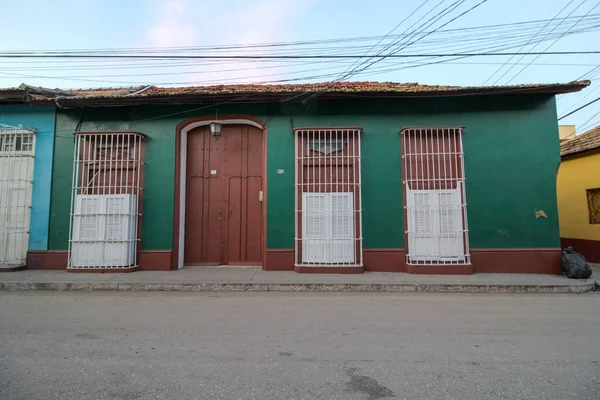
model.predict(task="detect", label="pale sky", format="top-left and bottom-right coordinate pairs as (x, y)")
top-left (1, 0), bottom-right (599, 133)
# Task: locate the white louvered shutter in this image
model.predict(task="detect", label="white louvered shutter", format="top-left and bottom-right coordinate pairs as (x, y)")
top-left (302, 193), bottom-right (328, 263)
top-left (71, 195), bottom-right (104, 267)
top-left (437, 186), bottom-right (464, 260)
top-left (103, 195), bottom-right (136, 267)
top-left (330, 192), bottom-right (354, 263)
top-left (407, 187), bottom-right (437, 261)
top-left (5, 186), bottom-right (29, 263)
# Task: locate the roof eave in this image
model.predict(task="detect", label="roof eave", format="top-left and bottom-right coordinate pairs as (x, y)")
top-left (26, 85), bottom-right (588, 107)
top-left (561, 147), bottom-right (600, 159)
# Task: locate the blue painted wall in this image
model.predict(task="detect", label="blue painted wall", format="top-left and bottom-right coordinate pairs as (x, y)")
top-left (0, 105), bottom-right (56, 251)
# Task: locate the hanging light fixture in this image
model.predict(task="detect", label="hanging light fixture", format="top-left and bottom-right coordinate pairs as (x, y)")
top-left (209, 122), bottom-right (222, 138)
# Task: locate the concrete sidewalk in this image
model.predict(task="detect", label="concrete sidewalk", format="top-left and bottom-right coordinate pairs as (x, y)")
top-left (0, 266), bottom-right (598, 293)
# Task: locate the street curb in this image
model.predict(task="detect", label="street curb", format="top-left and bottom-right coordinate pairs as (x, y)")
top-left (0, 281), bottom-right (595, 293)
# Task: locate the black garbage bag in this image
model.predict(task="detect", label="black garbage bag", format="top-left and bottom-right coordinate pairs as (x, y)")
top-left (560, 247), bottom-right (592, 279)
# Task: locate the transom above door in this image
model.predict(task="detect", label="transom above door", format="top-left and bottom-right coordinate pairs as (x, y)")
top-left (184, 124), bottom-right (264, 266)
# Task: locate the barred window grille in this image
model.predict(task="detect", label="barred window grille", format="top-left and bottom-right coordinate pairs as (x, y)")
top-left (294, 128), bottom-right (363, 267)
top-left (68, 132), bottom-right (145, 269)
top-left (402, 127), bottom-right (470, 265)
top-left (587, 188), bottom-right (600, 224)
top-left (0, 124), bottom-right (35, 268)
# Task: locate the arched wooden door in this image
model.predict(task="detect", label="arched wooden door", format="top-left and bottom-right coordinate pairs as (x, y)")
top-left (184, 124), bottom-right (264, 266)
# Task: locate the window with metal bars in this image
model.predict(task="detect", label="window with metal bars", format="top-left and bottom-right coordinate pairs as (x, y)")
top-left (0, 124), bottom-right (35, 269)
top-left (68, 132), bottom-right (145, 269)
top-left (294, 128), bottom-right (363, 267)
top-left (401, 127), bottom-right (470, 265)
top-left (587, 188), bottom-right (600, 224)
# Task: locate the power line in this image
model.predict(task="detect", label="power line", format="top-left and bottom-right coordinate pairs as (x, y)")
top-left (346, 0), bottom-right (490, 79)
top-left (506, 0), bottom-right (598, 83)
top-left (1, 51), bottom-right (599, 59)
top-left (333, 0), bottom-right (434, 82)
top-left (2, 24), bottom-right (597, 87)
top-left (336, 0), bottom-right (452, 81)
top-left (576, 108), bottom-right (600, 131)
top-left (6, 12), bottom-right (599, 56)
top-left (484, 0), bottom-right (577, 85)
top-left (4, 19), bottom-right (596, 74)
top-left (577, 117), bottom-right (600, 132)
top-left (558, 95), bottom-right (600, 120)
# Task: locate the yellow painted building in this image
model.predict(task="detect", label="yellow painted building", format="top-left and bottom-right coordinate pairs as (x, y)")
top-left (557, 125), bottom-right (600, 262)
top-left (559, 125), bottom-right (576, 142)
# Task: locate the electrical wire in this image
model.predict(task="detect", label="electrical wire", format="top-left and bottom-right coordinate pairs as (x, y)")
top-left (506, 0), bottom-right (599, 83)
top-left (558, 95), bottom-right (600, 120)
top-left (333, 0), bottom-right (434, 82)
top-left (484, 0), bottom-right (577, 85)
top-left (576, 108), bottom-right (600, 131)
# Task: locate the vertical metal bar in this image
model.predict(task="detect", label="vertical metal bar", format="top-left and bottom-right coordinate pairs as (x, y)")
top-left (294, 131), bottom-right (298, 266)
top-left (327, 129), bottom-right (332, 265)
top-left (459, 128), bottom-right (470, 264)
top-left (118, 133), bottom-right (124, 267)
top-left (350, 129), bottom-right (355, 266)
top-left (357, 129), bottom-right (363, 267)
top-left (23, 132), bottom-right (32, 266)
top-left (136, 134), bottom-right (142, 268)
top-left (402, 129), bottom-right (407, 264)
top-left (68, 134), bottom-right (78, 268)
top-left (318, 129), bottom-right (323, 265)
top-left (417, 128), bottom-right (423, 264)
top-left (14, 130), bottom-right (22, 264)
top-left (435, 129), bottom-right (442, 264)
top-left (300, 131), bottom-right (304, 266)
top-left (452, 129), bottom-right (460, 260)
top-left (108, 134), bottom-right (114, 268)
top-left (0, 130), bottom-right (6, 266)
top-left (331, 130), bottom-right (346, 266)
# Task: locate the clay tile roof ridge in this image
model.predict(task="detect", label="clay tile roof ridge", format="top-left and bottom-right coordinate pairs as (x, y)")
top-left (561, 124), bottom-right (600, 156)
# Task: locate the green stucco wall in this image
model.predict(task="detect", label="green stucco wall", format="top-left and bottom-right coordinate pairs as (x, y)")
top-left (48, 95), bottom-right (561, 251)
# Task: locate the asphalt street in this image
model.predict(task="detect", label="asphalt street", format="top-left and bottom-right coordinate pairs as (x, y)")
top-left (0, 292), bottom-right (598, 400)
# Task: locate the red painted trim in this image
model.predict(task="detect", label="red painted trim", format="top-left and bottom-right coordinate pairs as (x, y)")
top-left (472, 247), bottom-right (561, 252)
top-left (407, 264), bottom-right (473, 275)
top-left (139, 250), bottom-right (172, 271)
top-left (363, 248), bottom-right (406, 272)
top-left (264, 249), bottom-right (294, 271)
top-left (26, 250), bottom-right (67, 270)
top-left (228, 261), bottom-right (262, 266)
top-left (67, 267), bottom-right (139, 273)
top-left (26, 250), bottom-right (171, 271)
top-left (294, 266), bottom-right (364, 274)
top-left (24, 248), bottom-right (563, 274)
top-left (471, 248), bottom-right (560, 274)
top-left (172, 115), bottom-right (268, 270)
top-left (561, 238), bottom-right (600, 263)
top-left (0, 265), bottom-right (26, 272)
top-left (262, 122), bottom-right (268, 270)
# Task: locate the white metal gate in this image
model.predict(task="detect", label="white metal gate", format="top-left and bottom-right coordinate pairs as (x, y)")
top-left (402, 127), bottom-right (470, 265)
top-left (68, 132), bottom-right (144, 269)
top-left (294, 127), bottom-right (363, 267)
top-left (0, 124), bottom-right (35, 268)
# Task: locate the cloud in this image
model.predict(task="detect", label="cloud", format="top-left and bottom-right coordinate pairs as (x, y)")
top-left (145, 0), bottom-right (316, 85)
top-left (147, 1), bottom-right (197, 48)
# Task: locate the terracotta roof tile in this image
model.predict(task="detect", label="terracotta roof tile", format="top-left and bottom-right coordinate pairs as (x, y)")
top-left (60, 80), bottom-right (590, 99)
top-left (3, 80), bottom-right (590, 106)
top-left (561, 125), bottom-right (600, 157)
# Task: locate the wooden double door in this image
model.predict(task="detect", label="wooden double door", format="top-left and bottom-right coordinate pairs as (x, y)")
top-left (184, 125), bottom-right (264, 266)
